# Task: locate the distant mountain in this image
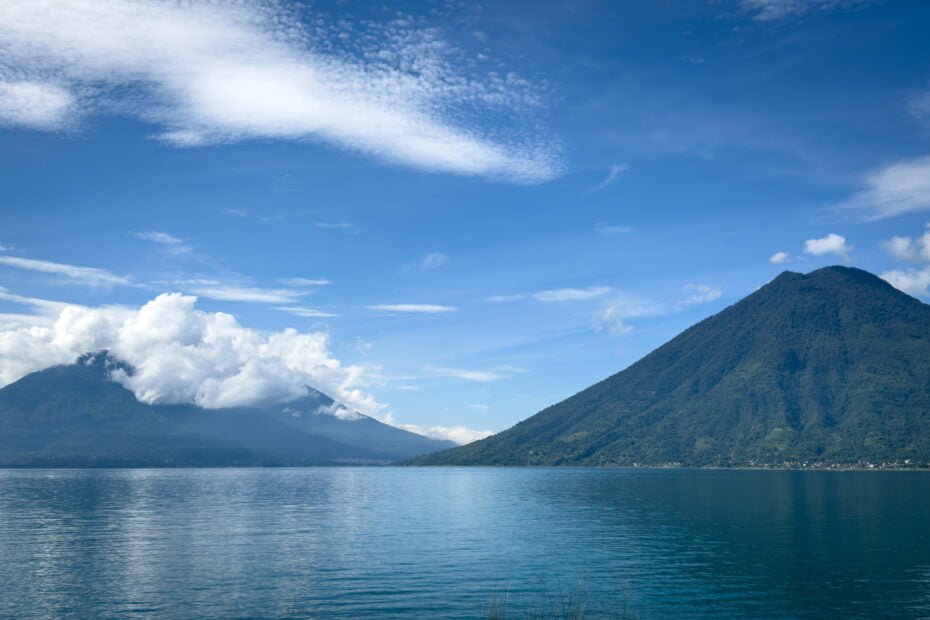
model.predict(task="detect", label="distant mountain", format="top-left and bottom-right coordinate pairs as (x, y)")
top-left (416, 267), bottom-right (930, 467)
top-left (0, 353), bottom-right (453, 467)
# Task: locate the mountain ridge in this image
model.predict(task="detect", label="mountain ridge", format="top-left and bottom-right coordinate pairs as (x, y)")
top-left (415, 266), bottom-right (930, 467)
top-left (0, 353), bottom-right (453, 467)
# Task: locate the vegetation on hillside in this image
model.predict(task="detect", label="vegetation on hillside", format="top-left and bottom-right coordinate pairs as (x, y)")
top-left (416, 267), bottom-right (930, 467)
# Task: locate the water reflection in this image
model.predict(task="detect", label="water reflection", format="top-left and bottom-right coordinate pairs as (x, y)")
top-left (0, 468), bottom-right (927, 618)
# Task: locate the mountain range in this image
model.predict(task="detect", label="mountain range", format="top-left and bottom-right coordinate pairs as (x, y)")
top-left (0, 352), bottom-right (453, 467)
top-left (416, 266), bottom-right (930, 467)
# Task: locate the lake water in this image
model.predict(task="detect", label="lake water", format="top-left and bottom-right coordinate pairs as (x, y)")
top-left (0, 468), bottom-right (928, 619)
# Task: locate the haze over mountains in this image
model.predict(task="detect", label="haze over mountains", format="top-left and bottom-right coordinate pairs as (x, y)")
top-left (417, 267), bottom-right (930, 467)
top-left (0, 353), bottom-right (453, 467)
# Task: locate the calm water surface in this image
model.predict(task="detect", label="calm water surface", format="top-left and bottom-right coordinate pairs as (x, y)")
top-left (0, 467), bottom-right (928, 619)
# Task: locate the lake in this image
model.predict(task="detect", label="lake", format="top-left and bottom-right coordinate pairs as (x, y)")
top-left (0, 467), bottom-right (927, 618)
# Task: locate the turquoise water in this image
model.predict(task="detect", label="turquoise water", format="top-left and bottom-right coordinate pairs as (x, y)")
top-left (0, 468), bottom-right (928, 619)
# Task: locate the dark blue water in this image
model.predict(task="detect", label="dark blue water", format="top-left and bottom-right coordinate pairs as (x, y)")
top-left (0, 468), bottom-right (928, 619)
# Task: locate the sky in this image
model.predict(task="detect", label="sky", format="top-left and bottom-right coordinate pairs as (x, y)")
top-left (1, 0), bottom-right (930, 444)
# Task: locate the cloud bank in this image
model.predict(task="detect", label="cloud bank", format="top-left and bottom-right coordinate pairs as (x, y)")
top-left (0, 0), bottom-right (558, 182)
top-left (0, 293), bottom-right (382, 415)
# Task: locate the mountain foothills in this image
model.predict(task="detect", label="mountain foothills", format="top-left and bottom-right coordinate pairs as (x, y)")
top-left (0, 353), bottom-right (453, 467)
top-left (417, 267), bottom-right (930, 467)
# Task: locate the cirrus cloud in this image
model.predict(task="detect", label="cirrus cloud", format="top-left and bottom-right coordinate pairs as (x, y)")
top-left (840, 156), bottom-right (930, 220)
top-left (0, 255), bottom-right (132, 286)
top-left (0, 0), bottom-right (558, 182)
top-left (367, 304), bottom-right (457, 314)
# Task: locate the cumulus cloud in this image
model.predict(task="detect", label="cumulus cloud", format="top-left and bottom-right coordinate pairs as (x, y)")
top-left (0, 255), bottom-right (131, 285)
top-left (0, 0), bottom-right (558, 182)
top-left (392, 421), bottom-right (493, 445)
top-left (840, 156), bottom-right (930, 219)
top-left (679, 284), bottom-right (722, 306)
top-left (741, 0), bottom-right (874, 21)
top-left (769, 251), bottom-right (791, 264)
top-left (804, 233), bottom-right (852, 261)
top-left (0, 80), bottom-right (73, 129)
top-left (882, 224), bottom-right (930, 263)
top-left (880, 268), bottom-right (930, 298)
top-left (367, 304), bottom-right (457, 314)
top-left (878, 223), bottom-right (930, 298)
top-left (0, 292), bottom-right (382, 416)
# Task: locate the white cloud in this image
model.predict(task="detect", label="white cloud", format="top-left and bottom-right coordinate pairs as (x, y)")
top-left (432, 367), bottom-right (510, 383)
top-left (0, 244), bottom-right (10, 251)
top-left (133, 230), bottom-right (191, 254)
top-left (0, 80), bottom-right (73, 129)
top-left (591, 163), bottom-right (629, 192)
top-left (274, 306), bottom-right (338, 318)
top-left (533, 286), bottom-right (611, 302)
top-left (133, 231), bottom-right (183, 246)
top-left (420, 252), bottom-right (448, 270)
top-left (880, 267), bottom-right (930, 298)
top-left (680, 284), bottom-right (722, 306)
top-left (391, 420), bottom-right (493, 445)
top-left (882, 224), bottom-right (930, 263)
top-left (367, 304), bottom-right (457, 314)
top-left (280, 277), bottom-right (331, 287)
top-left (741, 0), bottom-right (874, 21)
top-left (315, 222), bottom-right (358, 233)
top-left (0, 292), bottom-right (383, 416)
top-left (0, 286), bottom-right (71, 316)
top-left (0, 255), bottom-right (131, 285)
top-left (187, 285), bottom-right (304, 304)
top-left (769, 251), bottom-right (791, 264)
top-left (597, 294), bottom-right (664, 335)
top-left (0, 0), bottom-right (558, 182)
top-left (484, 294), bottom-right (527, 303)
top-left (595, 223), bottom-right (633, 235)
top-left (485, 286), bottom-right (611, 303)
top-left (840, 156), bottom-right (930, 219)
top-left (803, 233), bottom-right (852, 261)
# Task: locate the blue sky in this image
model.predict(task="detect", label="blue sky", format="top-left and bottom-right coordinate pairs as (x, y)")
top-left (1, 0), bottom-right (930, 442)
